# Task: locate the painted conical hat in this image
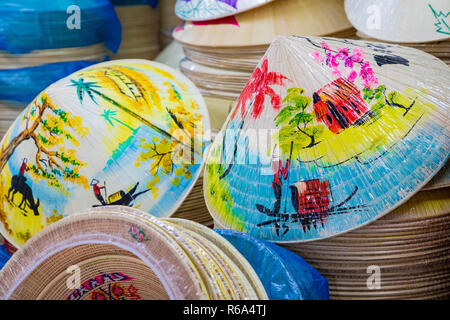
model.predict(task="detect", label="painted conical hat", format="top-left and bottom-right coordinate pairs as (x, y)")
top-left (173, 0), bottom-right (352, 48)
top-left (345, 0), bottom-right (450, 44)
top-left (175, 0), bottom-right (275, 21)
top-left (204, 36), bottom-right (449, 242)
top-left (0, 59), bottom-right (210, 248)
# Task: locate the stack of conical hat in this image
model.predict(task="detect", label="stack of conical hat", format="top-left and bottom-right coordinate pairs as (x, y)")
top-left (174, 0), bottom-right (355, 132)
top-left (281, 187), bottom-right (450, 300)
top-left (344, 0), bottom-right (450, 66)
top-left (112, 3), bottom-right (160, 60)
top-left (160, 0), bottom-right (182, 49)
top-left (0, 1), bottom-right (120, 111)
top-left (0, 206), bottom-right (267, 300)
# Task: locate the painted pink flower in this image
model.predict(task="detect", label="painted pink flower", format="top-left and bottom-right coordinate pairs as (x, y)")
top-left (332, 68), bottom-right (342, 77)
top-left (347, 70), bottom-right (358, 82)
top-left (320, 42), bottom-right (331, 50)
top-left (311, 51), bottom-right (323, 63)
top-left (353, 47), bottom-right (364, 60)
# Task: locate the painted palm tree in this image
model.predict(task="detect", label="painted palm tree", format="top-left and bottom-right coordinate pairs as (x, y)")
top-left (101, 109), bottom-right (135, 132)
top-left (70, 78), bottom-right (197, 154)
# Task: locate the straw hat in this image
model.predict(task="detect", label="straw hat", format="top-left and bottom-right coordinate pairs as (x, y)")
top-left (0, 206), bottom-right (266, 299)
top-left (204, 35), bottom-right (449, 242)
top-left (159, 0), bottom-right (182, 48)
top-left (345, 0), bottom-right (450, 43)
top-left (180, 58), bottom-right (251, 99)
top-left (0, 59), bottom-right (210, 248)
top-left (154, 41), bottom-right (185, 70)
top-left (279, 188), bottom-right (450, 299)
top-left (112, 5), bottom-right (160, 60)
top-left (164, 217), bottom-right (268, 299)
top-left (175, 0), bottom-right (275, 21)
top-left (0, 44), bottom-right (108, 70)
top-left (173, 0), bottom-right (352, 48)
top-left (422, 161), bottom-right (449, 191)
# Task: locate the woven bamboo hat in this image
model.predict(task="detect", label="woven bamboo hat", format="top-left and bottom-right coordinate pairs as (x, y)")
top-left (0, 206), bottom-right (265, 300)
top-left (0, 59), bottom-right (210, 248)
top-left (112, 5), bottom-right (160, 60)
top-left (164, 217), bottom-right (268, 299)
top-left (173, 0), bottom-right (352, 48)
top-left (281, 187), bottom-right (450, 300)
top-left (0, 44), bottom-right (107, 70)
top-left (345, 0), bottom-right (450, 44)
top-left (0, 207), bottom-right (206, 300)
top-left (175, 0), bottom-right (275, 21)
top-left (204, 35), bottom-right (449, 242)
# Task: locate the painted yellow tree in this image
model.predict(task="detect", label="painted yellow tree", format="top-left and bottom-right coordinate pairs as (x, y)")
top-left (135, 82), bottom-right (205, 198)
top-left (0, 93), bottom-right (89, 194)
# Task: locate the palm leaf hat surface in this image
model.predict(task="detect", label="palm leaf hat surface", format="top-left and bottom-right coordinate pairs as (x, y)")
top-left (203, 36), bottom-right (449, 242)
top-left (175, 0), bottom-right (275, 21)
top-left (0, 206), bottom-right (266, 300)
top-left (345, 0), bottom-right (450, 43)
top-left (0, 59), bottom-right (210, 248)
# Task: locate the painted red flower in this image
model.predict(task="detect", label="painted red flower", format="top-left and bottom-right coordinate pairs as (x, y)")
top-left (232, 58), bottom-right (289, 120)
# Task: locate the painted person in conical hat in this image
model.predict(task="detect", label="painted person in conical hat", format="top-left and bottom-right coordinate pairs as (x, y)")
top-left (91, 178), bottom-right (106, 205)
top-left (256, 145), bottom-right (290, 217)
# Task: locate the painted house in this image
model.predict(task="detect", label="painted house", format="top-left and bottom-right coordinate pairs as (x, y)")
top-left (313, 77), bottom-right (369, 133)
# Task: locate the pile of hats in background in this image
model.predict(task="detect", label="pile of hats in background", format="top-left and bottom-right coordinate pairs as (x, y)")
top-left (0, 0), bottom-right (121, 138)
top-left (345, 0), bottom-right (450, 66)
top-left (172, 0), bottom-right (356, 131)
top-left (0, 206), bottom-right (328, 300)
top-left (159, 0), bottom-right (181, 49)
top-left (111, 0), bottom-right (160, 60)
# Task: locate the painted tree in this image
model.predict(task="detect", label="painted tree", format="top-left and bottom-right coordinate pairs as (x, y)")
top-left (135, 82), bottom-right (205, 198)
top-left (0, 94), bottom-right (89, 193)
top-left (232, 58), bottom-right (289, 120)
top-left (363, 85), bottom-right (417, 117)
top-left (275, 88), bottom-right (326, 155)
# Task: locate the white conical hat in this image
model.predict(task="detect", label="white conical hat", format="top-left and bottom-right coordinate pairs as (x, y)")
top-left (175, 0), bottom-right (275, 21)
top-left (0, 59), bottom-right (210, 248)
top-left (204, 36), bottom-right (449, 242)
top-left (345, 0), bottom-right (450, 43)
top-left (173, 0), bottom-right (352, 48)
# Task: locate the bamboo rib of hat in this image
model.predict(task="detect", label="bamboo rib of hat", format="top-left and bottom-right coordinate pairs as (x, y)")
top-left (175, 0), bottom-right (275, 21)
top-left (0, 206), bottom-right (266, 300)
top-left (345, 0), bottom-right (450, 44)
top-left (204, 35), bottom-right (449, 242)
top-left (281, 188), bottom-right (450, 300)
top-left (0, 59), bottom-right (210, 249)
top-left (112, 5), bottom-right (160, 60)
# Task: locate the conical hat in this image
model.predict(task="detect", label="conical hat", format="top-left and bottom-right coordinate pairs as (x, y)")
top-left (175, 0), bottom-right (275, 21)
top-left (164, 217), bottom-right (268, 299)
top-left (345, 0), bottom-right (450, 43)
top-left (204, 36), bottom-right (449, 242)
top-left (0, 59), bottom-right (210, 248)
top-left (112, 5), bottom-right (160, 60)
top-left (0, 208), bottom-right (208, 300)
top-left (173, 0), bottom-right (352, 48)
top-left (0, 206), bottom-right (266, 299)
